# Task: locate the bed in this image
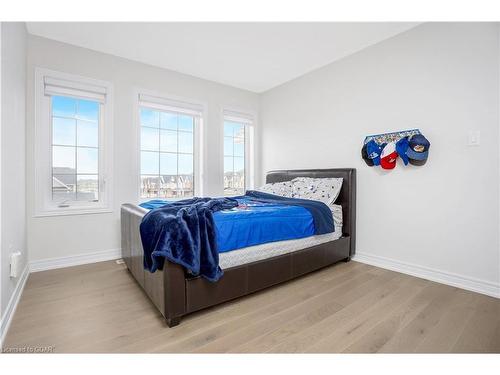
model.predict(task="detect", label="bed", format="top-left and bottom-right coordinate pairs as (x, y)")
top-left (120, 168), bottom-right (356, 327)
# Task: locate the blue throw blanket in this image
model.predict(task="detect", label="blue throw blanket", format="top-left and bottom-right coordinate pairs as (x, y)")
top-left (140, 191), bottom-right (334, 282)
top-left (140, 197), bottom-right (238, 282)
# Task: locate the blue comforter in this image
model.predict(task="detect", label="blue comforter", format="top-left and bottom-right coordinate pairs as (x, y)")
top-left (139, 191), bottom-right (334, 282)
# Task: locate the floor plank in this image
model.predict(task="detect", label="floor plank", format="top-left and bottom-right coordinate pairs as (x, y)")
top-left (3, 260), bottom-right (499, 353)
top-left (451, 295), bottom-right (500, 353)
top-left (302, 275), bottom-right (427, 353)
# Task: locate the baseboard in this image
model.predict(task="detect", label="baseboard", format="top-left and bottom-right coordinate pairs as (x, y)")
top-left (353, 252), bottom-right (500, 298)
top-left (29, 248), bottom-right (122, 273)
top-left (0, 265), bottom-right (29, 348)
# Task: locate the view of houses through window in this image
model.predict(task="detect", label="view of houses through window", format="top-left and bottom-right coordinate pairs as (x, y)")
top-left (51, 95), bottom-right (100, 204)
top-left (140, 108), bottom-right (195, 198)
top-left (223, 120), bottom-right (246, 196)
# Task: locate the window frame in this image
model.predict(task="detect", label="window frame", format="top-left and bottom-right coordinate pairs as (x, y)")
top-left (222, 107), bottom-right (255, 196)
top-left (34, 68), bottom-right (114, 217)
top-left (135, 89), bottom-right (205, 202)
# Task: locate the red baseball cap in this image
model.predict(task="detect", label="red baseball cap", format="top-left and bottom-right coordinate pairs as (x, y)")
top-left (380, 142), bottom-right (398, 170)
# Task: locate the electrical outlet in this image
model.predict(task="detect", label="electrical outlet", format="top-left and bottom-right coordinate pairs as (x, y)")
top-left (10, 251), bottom-right (22, 278)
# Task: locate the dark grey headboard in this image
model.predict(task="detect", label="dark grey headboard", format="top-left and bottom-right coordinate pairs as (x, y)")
top-left (266, 168), bottom-right (356, 257)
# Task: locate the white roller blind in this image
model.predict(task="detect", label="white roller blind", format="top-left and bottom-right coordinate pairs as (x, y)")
top-left (139, 93), bottom-right (204, 116)
top-left (223, 109), bottom-right (254, 125)
top-left (44, 76), bottom-right (107, 103)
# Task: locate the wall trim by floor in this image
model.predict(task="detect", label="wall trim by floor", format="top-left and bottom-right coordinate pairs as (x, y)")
top-left (29, 248), bottom-right (122, 273)
top-left (0, 265), bottom-right (29, 348)
top-left (353, 251), bottom-right (500, 299)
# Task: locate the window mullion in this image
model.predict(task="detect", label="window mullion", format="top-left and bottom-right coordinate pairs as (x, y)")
top-left (244, 128), bottom-right (246, 192)
top-left (232, 135), bottom-right (236, 191)
top-left (157, 115), bottom-right (161, 198)
top-left (176, 115), bottom-right (180, 197)
top-left (74, 100), bottom-right (79, 203)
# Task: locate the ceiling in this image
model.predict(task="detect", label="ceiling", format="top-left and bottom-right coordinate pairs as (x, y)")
top-left (26, 22), bottom-right (419, 93)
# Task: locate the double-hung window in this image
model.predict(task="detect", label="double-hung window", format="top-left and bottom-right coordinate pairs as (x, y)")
top-left (223, 109), bottom-right (254, 196)
top-left (34, 69), bottom-right (113, 216)
top-left (138, 93), bottom-right (203, 199)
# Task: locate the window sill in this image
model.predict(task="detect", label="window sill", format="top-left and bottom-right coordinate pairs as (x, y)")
top-left (33, 206), bottom-right (113, 218)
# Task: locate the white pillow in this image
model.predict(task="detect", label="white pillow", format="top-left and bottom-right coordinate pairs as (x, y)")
top-left (291, 177), bottom-right (343, 205)
top-left (256, 181), bottom-right (294, 197)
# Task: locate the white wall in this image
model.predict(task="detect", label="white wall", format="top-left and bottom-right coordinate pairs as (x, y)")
top-left (260, 23), bottom-right (500, 293)
top-left (26, 35), bottom-right (260, 264)
top-left (1, 23), bottom-right (27, 315)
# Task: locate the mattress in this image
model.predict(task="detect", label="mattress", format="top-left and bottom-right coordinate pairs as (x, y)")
top-left (132, 201), bottom-right (342, 270)
top-left (219, 204), bottom-right (343, 269)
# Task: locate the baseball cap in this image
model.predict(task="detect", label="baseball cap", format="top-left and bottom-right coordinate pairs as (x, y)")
top-left (361, 143), bottom-right (374, 166)
top-left (406, 134), bottom-right (430, 166)
top-left (365, 140), bottom-right (383, 166)
top-left (380, 142), bottom-right (398, 170)
top-left (396, 137), bottom-right (410, 165)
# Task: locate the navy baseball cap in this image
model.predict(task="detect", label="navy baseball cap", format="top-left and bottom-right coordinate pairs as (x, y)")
top-left (365, 140), bottom-right (383, 166)
top-left (396, 137), bottom-right (410, 165)
top-left (406, 134), bottom-right (430, 166)
top-left (361, 143), bottom-right (374, 166)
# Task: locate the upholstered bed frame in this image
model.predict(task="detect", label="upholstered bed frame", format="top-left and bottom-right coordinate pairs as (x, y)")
top-left (120, 168), bottom-right (356, 327)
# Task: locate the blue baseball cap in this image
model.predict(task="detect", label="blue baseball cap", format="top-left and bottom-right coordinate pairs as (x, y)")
top-left (406, 134), bottom-right (430, 165)
top-left (396, 137), bottom-right (410, 165)
top-left (365, 140), bottom-right (383, 166)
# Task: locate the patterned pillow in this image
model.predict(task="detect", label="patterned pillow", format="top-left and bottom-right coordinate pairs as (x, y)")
top-left (291, 177), bottom-right (343, 205)
top-left (256, 181), bottom-right (294, 197)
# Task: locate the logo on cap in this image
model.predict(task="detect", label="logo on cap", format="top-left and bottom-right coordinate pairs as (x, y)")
top-left (365, 140), bottom-right (383, 166)
top-left (406, 134), bottom-right (430, 165)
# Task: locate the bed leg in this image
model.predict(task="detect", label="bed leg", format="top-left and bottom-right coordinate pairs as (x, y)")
top-left (166, 317), bottom-right (181, 328)
top-left (343, 256), bottom-right (351, 263)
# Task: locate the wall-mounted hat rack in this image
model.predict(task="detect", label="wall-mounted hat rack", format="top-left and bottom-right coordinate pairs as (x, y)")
top-left (363, 128), bottom-right (421, 145)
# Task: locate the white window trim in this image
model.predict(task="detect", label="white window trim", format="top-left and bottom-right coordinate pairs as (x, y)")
top-left (222, 106), bottom-right (256, 194)
top-left (34, 67), bottom-right (114, 217)
top-left (135, 88), bottom-right (206, 202)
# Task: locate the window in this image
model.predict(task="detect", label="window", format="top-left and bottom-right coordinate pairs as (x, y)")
top-left (35, 69), bottom-right (113, 216)
top-left (138, 93), bottom-right (203, 199)
top-left (223, 109), bottom-right (254, 196)
top-left (51, 96), bottom-right (99, 203)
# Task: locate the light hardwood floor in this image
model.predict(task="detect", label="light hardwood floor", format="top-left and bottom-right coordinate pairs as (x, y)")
top-left (3, 260), bottom-right (499, 353)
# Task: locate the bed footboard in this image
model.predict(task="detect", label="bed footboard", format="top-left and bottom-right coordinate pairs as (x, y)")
top-left (121, 204), bottom-right (186, 326)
